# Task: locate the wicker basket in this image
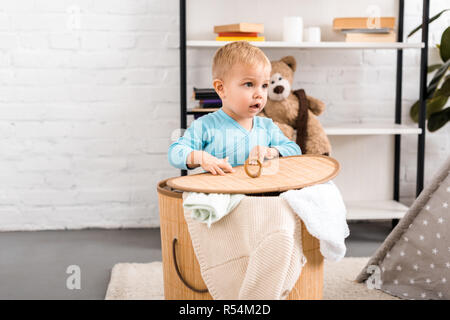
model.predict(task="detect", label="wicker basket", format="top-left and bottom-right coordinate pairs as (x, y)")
top-left (157, 155), bottom-right (340, 300)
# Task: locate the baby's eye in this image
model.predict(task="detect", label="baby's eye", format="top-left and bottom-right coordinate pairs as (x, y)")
top-left (262, 84), bottom-right (268, 89)
top-left (244, 82), bottom-right (253, 87)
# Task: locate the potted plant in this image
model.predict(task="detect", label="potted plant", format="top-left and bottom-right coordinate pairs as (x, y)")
top-left (408, 9), bottom-right (449, 132)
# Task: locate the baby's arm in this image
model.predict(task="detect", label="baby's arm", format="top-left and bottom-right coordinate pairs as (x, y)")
top-left (248, 146), bottom-right (280, 164)
top-left (187, 151), bottom-right (234, 175)
top-left (168, 120), bottom-right (204, 170)
top-left (168, 120), bottom-right (234, 175)
top-left (268, 119), bottom-right (302, 156)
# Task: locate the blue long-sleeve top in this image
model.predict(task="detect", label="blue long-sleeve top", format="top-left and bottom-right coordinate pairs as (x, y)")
top-left (168, 108), bottom-right (302, 170)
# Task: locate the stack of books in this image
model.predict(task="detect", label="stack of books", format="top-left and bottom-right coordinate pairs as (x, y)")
top-left (191, 87), bottom-right (222, 114)
top-left (333, 17), bottom-right (396, 42)
top-left (214, 23), bottom-right (265, 41)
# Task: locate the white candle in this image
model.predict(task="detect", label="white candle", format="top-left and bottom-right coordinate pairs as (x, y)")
top-left (304, 27), bottom-right (321, 42)
top-left (283, 17), bottom-right (303, 42)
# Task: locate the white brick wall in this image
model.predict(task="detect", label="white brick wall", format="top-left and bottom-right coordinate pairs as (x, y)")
top-left (0, 0), bottom-right (448, 231)
top-left (0, 0), bottom-right (179, 230)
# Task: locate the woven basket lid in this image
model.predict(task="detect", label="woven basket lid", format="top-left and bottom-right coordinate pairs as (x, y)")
top-left (166, 155), bottom-right (340, 194)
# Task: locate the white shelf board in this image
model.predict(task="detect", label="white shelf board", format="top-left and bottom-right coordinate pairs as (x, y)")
top-left (323, 122), bottom-right (422, 135)
top-left (187, 112), bottom-right (422, 135)
top-left (345, 200), bottom-right (409, 220)
top-left (187, 40), bottom-right (424, 50)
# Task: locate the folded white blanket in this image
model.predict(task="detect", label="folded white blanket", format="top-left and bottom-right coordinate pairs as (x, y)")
top-left (182, 194), bottom-right (305, 300)
top-left (280, 180), bottom-right (349, 261)
top-left (183, 192), bottom-right (245, 227)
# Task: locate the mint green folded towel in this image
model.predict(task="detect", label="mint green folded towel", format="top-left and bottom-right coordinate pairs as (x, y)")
top-left (183, 192), bottom-right (245, 227)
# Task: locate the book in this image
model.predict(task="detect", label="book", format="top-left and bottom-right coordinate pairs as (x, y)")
top-left (341, 28), bottom-right (392, 34)
top-left (200, 103), bottom-right (222, 108)
top-left (216, 36), bottom-right (265, 41)
top-left (193, 87), bottom-right (220, 100)
top-left (193, 88), bottom-right (216, 94)
top-left (214, 23), bottom-right (264, 33)
top-left (218, 32), bottom-right (258, 37)
top-left (189, 108), bottom-right (221, 112)
top-left (333, 17), bottom-right (396, 30)
top-left (345, 31), bottom-right (396, 42)
top-left (194, 94), bottom-right (220, 100)
top-left (200, 99), bottom-right (222, 104)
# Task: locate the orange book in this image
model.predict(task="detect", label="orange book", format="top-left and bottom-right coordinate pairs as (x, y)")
top-left (215, 36), bottom-right (265, 41)
top-left (213, 23), bottom-right (264, 33)
top-left (190, 108), bottom-right (220, 112)
top-left (333, 17), bottom-right (396, 30)
top-left (345, 31), bottom-right (396, 42)
top-left (218, 32), bottom-right (258, 37)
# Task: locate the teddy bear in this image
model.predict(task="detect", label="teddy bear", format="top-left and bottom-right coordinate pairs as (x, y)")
top-left (259, 56), bottom-right (331, 156)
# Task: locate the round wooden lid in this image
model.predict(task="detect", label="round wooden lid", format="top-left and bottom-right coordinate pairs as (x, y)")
top-left (166, 155), bottom-right (340, 194)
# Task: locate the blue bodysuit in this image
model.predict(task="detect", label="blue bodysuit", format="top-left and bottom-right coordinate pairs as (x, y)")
top-left (168, 108), bottom-right (301, 170)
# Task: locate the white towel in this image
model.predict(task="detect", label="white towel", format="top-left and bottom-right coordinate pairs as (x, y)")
top-left (182, 194), bottom-right (305, 300)
top-left (280, 180), bottom-right (349, 261)
top-left (183, 192), bottom-right (245, 228)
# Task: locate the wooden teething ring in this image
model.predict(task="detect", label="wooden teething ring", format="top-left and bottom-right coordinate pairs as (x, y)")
top-left (244, 159), bottom-right (262, 178)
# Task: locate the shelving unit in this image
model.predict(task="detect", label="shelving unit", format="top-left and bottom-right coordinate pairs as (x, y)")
top-left (322, 122), bottom-right (422, 135)
top-left (345, 200), bottom-right (409, 220)
top-left (178, 0), bottom-right (430, 221)
top-left (187, 40), bottom-right (424, 50)
top-left (185, 112), bottom-right (423, 135)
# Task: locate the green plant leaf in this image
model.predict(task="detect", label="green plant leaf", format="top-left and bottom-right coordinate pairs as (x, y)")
top-left (427, 107), bottom-right (450, 132)
top-left (409, 95), bottom-right (449, 123)
top-left (434, 76), bottom-right (450, 97)
top-left (426, 59), bottom-right (450, 99)
top-left (440, 26), bottom-right (450, 62)
top-left (428, 64), bottom-right (442, 73)
top-left (410, 100), bottom-right (420, 123)
top-left (407, 9), bottom-right (450, 38)
top-left (427, 95), bottom-right (448, 118)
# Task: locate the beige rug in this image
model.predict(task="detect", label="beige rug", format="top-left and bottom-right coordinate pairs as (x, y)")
top-left (105, 257), bottom-right (400, 300)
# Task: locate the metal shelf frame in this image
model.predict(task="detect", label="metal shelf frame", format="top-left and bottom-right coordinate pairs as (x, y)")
top-left (178, 0), bottom-right (430, 203)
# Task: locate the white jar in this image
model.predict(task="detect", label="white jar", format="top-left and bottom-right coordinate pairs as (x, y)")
top-left (283, 17), bottom-right (303, 42)
top-left (304, 27), bottom-right (321, 42)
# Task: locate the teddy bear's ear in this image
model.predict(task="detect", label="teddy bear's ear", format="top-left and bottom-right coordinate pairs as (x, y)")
top-left (280, 56), bottom-right (297, 72)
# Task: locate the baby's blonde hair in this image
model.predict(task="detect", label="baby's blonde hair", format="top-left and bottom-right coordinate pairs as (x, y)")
top-left (212, 41), bottom-right (271, 80)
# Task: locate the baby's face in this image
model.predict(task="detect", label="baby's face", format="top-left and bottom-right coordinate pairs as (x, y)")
top-left (221, 62), bottom-right (271, 119)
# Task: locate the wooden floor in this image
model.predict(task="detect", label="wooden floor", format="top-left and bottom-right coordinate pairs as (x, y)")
top-left (0, 221), bottom-right (393, 299)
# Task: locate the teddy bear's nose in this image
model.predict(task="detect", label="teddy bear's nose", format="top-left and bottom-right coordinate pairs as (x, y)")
top-left (273, 85), bottom-right (284, 94)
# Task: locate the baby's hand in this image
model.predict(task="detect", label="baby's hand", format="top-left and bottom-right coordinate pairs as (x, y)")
top-left (248, 146), bottom-right (279, 165)
top-left (200, 152), bottom-right (235, 176)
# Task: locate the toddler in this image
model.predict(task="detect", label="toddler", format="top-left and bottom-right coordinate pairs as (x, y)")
top-left (168, 41), bottom-right (301, 175)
